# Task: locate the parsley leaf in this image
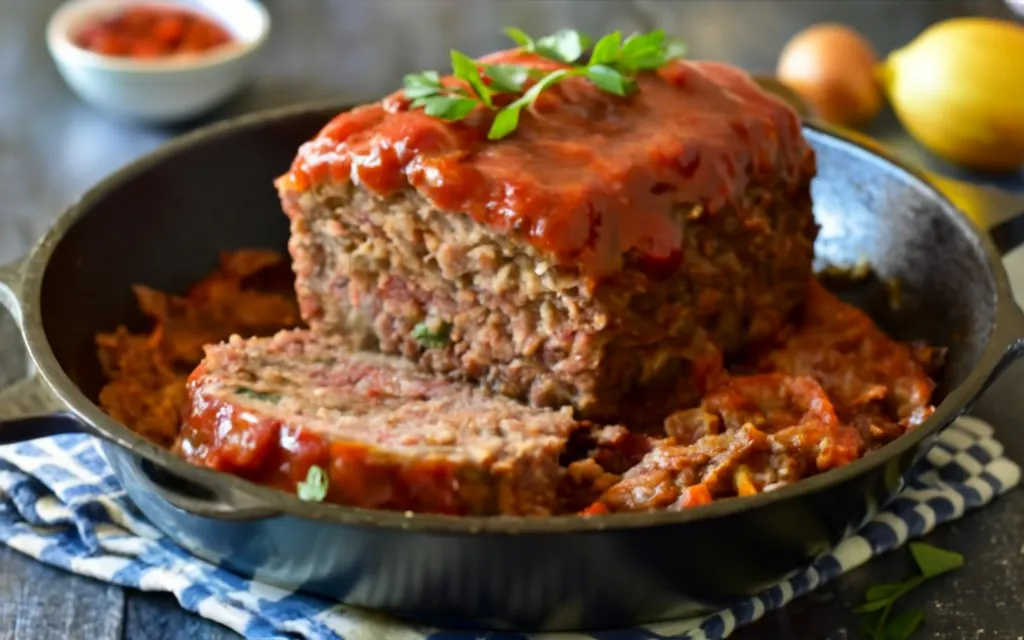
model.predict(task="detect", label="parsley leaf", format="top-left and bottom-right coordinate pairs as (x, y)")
top-left (853, 576), bottom-right (924, 614)
top-left (589, 31), bottom-right (622, 66)
top-left (488, 68), bottom-right (575, 139)
top-left (664, 38), bottom-right (689, 60)
top-left (885, 608), bottom-right (924, 640)
top-left (854, 543), bottom-right (964, 640)
top-left (403, 84), bottom-right (442, 100)
top-left (864, 583), bottom-right (905, 602)
top-left (484, 64), bottom-right (531, 93)
top-left (619, 29), bottom-right (686, 71)
top-left (450, 50), bottom-right (493, 107)
top-left (412, 321), bottom-right (453, 348)
top-left (403, 27), bottom-right (688, 138)
top-left (403, 70), bottom-right (441, 89)
top-left (503, 26), bottom-right (535, 51)
top-left (297, 465), bottom-right (329, 502)
top-left (488, 107), bottom-right (522, 141)
top-left (585, 64), bottom-right (635, 96)
top-left (909, 542), bottom-right (964, 578)
top-left (535, 28), bottom-right (592, 64)
top-left (416, 95), bottom-right (478, 120)
top-left (622, 29), bottom-right (665, 59)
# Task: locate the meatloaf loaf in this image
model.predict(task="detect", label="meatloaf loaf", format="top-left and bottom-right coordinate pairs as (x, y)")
top-left (175, 329), bottom-right (583, 515)
top-left (276, 50), bottom-right (818, 423)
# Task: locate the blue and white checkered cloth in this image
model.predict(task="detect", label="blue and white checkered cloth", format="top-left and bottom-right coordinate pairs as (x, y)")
top-left (0, 416), bottom-right (1019, 640)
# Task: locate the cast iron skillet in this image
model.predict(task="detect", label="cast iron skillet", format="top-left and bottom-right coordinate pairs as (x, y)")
top-left (1, 100), bottom-right (1024, 632)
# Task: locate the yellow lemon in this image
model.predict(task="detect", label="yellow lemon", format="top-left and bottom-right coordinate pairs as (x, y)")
top-left (882, 17), bottom-right (1024, 172)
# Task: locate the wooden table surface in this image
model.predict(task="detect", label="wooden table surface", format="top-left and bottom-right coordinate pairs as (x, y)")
top-left (2, 1), bottom-right (1024, 639)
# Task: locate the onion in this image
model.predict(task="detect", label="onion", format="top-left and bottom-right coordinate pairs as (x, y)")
top-left (776, 23), bottom-right (883, 128)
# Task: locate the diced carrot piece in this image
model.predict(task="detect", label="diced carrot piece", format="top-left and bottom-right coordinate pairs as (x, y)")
top-left (735, 466), bottom-right (758, 497)
top-left (680, 484), bottom-right (713, 508)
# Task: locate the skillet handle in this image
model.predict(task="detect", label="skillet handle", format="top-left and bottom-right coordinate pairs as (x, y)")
top-left (2, 258), bottom-right (275, 519)
top-left (963, 298), bottom-right (1024, 419)
top-left (0, 258), bottom-right (84, 440)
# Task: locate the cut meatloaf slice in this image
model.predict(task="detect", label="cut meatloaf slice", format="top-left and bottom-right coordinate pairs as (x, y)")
top-left (175, 330), bottom-right (582, 516)
top-left (277, 51), bottom-right (818, 424)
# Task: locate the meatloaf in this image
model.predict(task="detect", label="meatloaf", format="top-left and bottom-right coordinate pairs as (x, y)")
top-left (175, 329), bottom-right (583, 515)
top-left (276, 50), bottom-right (818, 423)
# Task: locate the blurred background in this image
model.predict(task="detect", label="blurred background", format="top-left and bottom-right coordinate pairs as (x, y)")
top-left (2, 0), bottom-right (1023, 266)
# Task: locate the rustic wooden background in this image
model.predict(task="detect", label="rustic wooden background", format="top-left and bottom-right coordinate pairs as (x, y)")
top-left (2, 1), bottom-right (1024, 638)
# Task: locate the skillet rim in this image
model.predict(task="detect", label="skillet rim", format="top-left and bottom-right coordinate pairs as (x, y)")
top-left (11, 99), bottom-right (1020, 534)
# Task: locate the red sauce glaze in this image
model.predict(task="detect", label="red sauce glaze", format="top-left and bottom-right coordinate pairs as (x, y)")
top-left (74, 5), bottom-right (233, 59)
top-left (175, 367), bottom-right (470, 514)
top-left (279, 51), bottom-right (811, 279)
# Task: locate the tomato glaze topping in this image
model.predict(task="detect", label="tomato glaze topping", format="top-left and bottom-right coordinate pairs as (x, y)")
top-left (280, 51), bottom-right (812, 280)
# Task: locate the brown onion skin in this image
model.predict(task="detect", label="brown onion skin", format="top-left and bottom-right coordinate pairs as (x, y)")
top-left (777, 23), bottom-right (884, 128)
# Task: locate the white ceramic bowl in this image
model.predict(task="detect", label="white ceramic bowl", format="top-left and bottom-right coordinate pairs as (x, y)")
top-left (46, 0), bottom-right (270, 124)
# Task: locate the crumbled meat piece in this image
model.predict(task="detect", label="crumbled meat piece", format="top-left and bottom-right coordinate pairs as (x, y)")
top-left (591, 373), bottom-right (864, 513)
top-left (755, 279), bottom-right (938, 449)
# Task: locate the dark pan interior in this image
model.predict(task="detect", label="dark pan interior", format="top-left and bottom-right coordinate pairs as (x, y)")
top-left (803, 128), bottom-right (997, 403)
top-left (38, 112), bottom-right (997, 413)
top-left (39, 112), bottom-right (324, 401)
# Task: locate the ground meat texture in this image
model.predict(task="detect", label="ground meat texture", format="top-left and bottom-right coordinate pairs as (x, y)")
top-left (277, 53), bottom-right (817, 424)
top-left (176, 329), bottom-right (585, 516)
top-left (558, 424), bottom-right (652, 512)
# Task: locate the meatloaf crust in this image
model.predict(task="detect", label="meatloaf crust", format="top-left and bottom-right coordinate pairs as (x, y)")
top-left (277, 52), bottom-right (818, 422)
top-left (176, 329), bottom-right (582, 515)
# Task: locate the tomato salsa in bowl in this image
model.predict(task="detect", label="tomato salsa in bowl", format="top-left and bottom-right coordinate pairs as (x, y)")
top-left (73, 3), bottom-right (235, 60)
top-left (46, 0), bottom-right (270, 123)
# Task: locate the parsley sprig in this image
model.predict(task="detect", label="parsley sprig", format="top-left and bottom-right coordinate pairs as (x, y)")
top-left (297, 464), bottom-right (329, 502)
top-left (855, 542), bottom-right (964, 640)
top-left (412, 320), bottom-right (453, 349)
top-left (402, 27), bottom-right (687, 140)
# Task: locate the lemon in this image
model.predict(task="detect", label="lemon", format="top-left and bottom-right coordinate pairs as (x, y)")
top-left (881, 17), bottom-right (1024, 172)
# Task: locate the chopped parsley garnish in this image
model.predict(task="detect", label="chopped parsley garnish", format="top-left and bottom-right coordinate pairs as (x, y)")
top-left (402, 27), bottom-right (687, 140)
top-left (411, 320), bottom-right (452, 348)
top-left (297, 465), bottom-right (329, 502)
top-left (855, 542), bottom-right (964, 639)
top-left (234, 387), bottom-right (281, 403)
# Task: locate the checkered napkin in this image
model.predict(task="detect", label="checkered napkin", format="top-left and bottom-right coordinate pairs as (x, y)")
top-left (0, 417), bottom-right (1019, 640)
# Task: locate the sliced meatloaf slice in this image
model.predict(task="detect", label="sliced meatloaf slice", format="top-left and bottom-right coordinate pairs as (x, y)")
top-left (175, 330), bottom-right (582, 516)
top-left (276, 51), bottom-right (818, 424)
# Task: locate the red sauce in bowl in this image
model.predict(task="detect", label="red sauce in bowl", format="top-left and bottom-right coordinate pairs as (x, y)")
top-left (74, 4), bottom-right (234, 59)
